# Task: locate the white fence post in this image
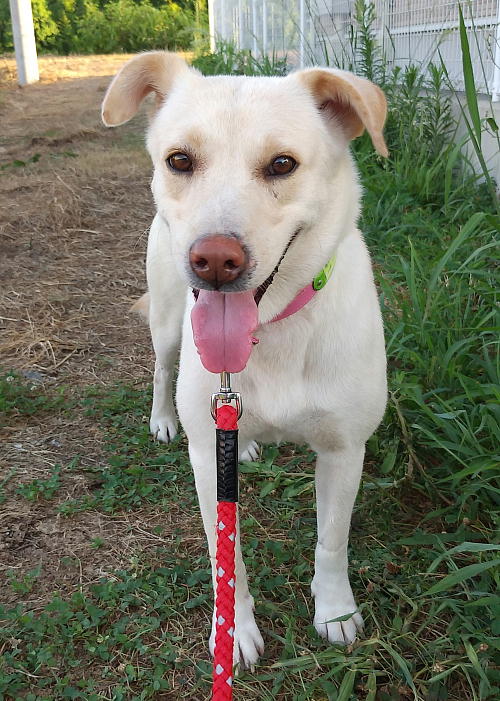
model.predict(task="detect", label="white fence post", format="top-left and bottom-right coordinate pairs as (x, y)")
top-left (238, 0), bottom-right (243, 49)
top-left (208, 0), bottom-right (216, 52)
top-left (252, 0), bottom-right (258, 55)
top-left (299, 0), bottom-right (305, 67)
top-left (9, 0), bottom-right (39, 86)
top-left (262, 0), bottom-right (267, 55)
top-left (492, 1), bottom-right (500, 101)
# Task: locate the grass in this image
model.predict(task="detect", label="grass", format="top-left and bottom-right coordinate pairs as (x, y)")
top-left (192, 40), bottom-right (289, 76)
top-left (1, 380), bottom-right (498, 699)
top-left (1, 14), bottom-right (499, 701)
top-left (0, 373), bottom-right (70, 422)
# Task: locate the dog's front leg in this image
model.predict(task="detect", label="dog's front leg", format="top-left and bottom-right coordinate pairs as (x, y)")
top-left (146, 214), bottom-right (186, 443)
top-left (189, 440), bottom-right (264, 668)
top-left (311, 446), bottom-right (365, 645)
top-left (149, 297), bottom-right (183, 443)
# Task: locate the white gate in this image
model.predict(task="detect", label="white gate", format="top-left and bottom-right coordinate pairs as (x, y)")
top-left (208, 0), bottom-right (500, 100)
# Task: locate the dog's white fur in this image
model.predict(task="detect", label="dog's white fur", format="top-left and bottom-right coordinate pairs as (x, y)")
top-left (103, 52), bottom-right (388, 667)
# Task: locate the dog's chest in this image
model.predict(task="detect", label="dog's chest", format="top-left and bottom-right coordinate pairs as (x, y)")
top-left (237, 345), bottom-right (341, 445)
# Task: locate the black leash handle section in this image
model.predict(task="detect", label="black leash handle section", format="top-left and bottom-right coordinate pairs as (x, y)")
top-left (216, 428), bottom-right (239, 503)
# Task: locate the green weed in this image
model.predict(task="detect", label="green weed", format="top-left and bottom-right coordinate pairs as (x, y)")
top-left (7, 567), bottom-right (42, 596)
top-left (0, 557), bottom-right (212, 699)
top-left (0, 154), bottom-right (41, 171)
top-left (0, 372), bottom-right (70, 425)
top-left (193, 39), bottom-right (289, 76)
top-left (57, 385), bottom-right (195, 515)
top-left (17, 464), bottom-right (62, 501)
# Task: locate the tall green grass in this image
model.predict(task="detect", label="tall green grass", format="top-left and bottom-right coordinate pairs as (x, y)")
top-left (192, 39), bottom-right (289, 76)
top-left (347, 3), bottom-right (499, 523)
top-left (440, 5), bottom-right (500, 213)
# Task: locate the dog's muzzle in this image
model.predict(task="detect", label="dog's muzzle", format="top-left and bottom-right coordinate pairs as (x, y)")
top-left (190, 226), bottom-right (302, 304)
top-left (189, 234), bottom-right (249, 290)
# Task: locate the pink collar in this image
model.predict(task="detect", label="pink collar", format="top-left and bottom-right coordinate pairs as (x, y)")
top-left (270, 283), bottom-right (317, 323)
top-left (268, 253), bottom-right (337, 324)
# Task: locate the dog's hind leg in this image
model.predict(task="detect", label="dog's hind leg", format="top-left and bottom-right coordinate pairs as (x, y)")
top-left (188, 438), bottom-right (265, 668)
top-left (311, 445), bottom-right (365, 645)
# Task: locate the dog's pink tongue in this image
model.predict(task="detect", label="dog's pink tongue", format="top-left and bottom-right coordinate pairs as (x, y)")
top-left (191, 290), bottom-right (258, 373)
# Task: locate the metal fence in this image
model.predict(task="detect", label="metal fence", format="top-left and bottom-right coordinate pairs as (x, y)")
top-left (207, 0), bottom-right (500, 100)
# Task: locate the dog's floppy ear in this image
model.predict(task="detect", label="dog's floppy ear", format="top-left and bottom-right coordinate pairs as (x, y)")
top-left (102, 51), bottom-right (190, 127)
top-left (294, 68), bottom-right (388, 157)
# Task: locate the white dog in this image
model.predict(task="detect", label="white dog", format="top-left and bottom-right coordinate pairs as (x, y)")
top-left (102, 51), bottom-right (388, 667)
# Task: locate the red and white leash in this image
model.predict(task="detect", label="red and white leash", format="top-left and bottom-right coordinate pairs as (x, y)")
top-left (202, 254), bottom-right (338, 699)
top-left (211, 372), bottom-right (241, 700)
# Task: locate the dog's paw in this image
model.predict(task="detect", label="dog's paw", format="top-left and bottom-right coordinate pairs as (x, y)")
top-left (240, 440), bottom-right (260, 462)
top-left (210, 607), bottom-right (264, 669)
top-left (234, 616), bottom-right (265, 669)
top-left (313, 602), bottom-right (364, 645)
top-left (150, 414), bottom-right (178, 443)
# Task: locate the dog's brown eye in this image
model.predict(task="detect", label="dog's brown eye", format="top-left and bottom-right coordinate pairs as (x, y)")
top-left (167, 152), bottom-right (193, 172)
top-left (268, 155), bottom-right (297, 176)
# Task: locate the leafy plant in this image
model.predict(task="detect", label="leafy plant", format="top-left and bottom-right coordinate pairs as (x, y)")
top-left (193, 39), bottom-right (288, 76)
top-left (0, 154), bottom-right (42, 171)
top-left (17, 464), bottom-right (62, 501)
top-left (0, 0), bottom-right (206, 54)
top-left (7, 567), bottom-right (42, 595)
top-left (353, 0), bottom-right (384, 83)
top-left (0, 373), bottom-right (70, 426)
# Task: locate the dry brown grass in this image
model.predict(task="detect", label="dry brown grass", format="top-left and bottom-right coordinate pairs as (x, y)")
top-left (1, 59), bottom-right (153, 380)
top-left (0, 55), bottom-right (176, 630)
top-left (0, 52), bottom-right (193, 87)
top-left (0, 53), bottom-right (137, 86)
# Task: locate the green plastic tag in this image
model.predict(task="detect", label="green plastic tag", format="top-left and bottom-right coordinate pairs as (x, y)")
top-left (312, 254), bottom-right (336, 291)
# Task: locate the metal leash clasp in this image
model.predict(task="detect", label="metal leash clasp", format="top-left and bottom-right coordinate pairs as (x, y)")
top-left (211, 371), bottom-right (243, 421)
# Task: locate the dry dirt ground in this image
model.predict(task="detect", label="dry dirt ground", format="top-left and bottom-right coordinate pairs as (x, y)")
top-left (1, 55), bottom-right (154, 387)
top-left (1, 56), bottom-right (209, 697)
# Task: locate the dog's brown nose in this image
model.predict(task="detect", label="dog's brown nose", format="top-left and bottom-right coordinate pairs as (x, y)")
top-left (189, 235), bottom-right (247, 288)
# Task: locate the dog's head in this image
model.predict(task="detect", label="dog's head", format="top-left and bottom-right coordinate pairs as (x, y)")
top-left (102, 52), bottom-right (387, 321)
